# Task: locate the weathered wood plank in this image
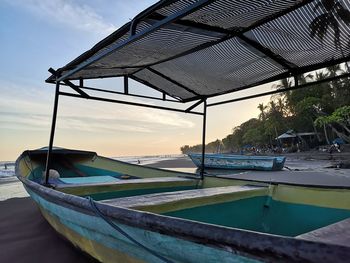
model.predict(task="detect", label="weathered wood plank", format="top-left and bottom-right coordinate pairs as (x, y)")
top-left (54, 176), bottom-right (194, 189)
top-left (102, 185), bottom-right (265, 208)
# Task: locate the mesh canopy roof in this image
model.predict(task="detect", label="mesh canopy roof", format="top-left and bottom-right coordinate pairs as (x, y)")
top-left (49, 0), bottom-right (350, 102)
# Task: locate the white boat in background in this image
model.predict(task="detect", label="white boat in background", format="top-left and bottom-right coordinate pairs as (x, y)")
top-left (188, 153), bottom-right (286, 171)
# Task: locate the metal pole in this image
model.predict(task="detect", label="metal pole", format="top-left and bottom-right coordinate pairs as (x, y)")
top-left (58, 91), bottom-right (204, 116)
top-left (44, 81), bottom-right (60, 185)
top-left (207, 73), bottom-right (350, 107)
top-left (200, 99), bottom-right (207, 180)
top-left (294, 75), bottom-right (299, 88)
top-left (124, 76), bottom-right (129, 94)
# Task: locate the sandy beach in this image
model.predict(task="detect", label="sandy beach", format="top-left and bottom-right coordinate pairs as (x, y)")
top-left (1, 155), bottom-right (350, 262)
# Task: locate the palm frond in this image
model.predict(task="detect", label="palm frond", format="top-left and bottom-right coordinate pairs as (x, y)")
top-left (335, 2), bottom-right (350, 25)
top-left (328, 15), bottom-right (341, 48)
top-left (309, 14), bottom-right (331, 40)
top-left (321, 0), bottom-right (336, 12)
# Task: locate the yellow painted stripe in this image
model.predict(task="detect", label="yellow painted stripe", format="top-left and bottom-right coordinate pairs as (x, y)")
top-left (136, 188), bottom-right (267, 214)
top-left (273, 185), bottom-right (350, 210)
top-left (77, 156), bottom-right (192, 179)
top-left (40, 208), bottom-right (145, 263)
top-left (202, 177), bottom-right (268, 188)
top-left (59, 179), bottom-right (196, 195)
top-left (17, 156), bottom-right (40, 178)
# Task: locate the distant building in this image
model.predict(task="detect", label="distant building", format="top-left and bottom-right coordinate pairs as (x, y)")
top-left (276, 130), bottom-right (320, 150)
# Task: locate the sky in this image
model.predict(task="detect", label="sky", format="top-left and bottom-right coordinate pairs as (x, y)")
top-left (0, 0), bottom-right (273, 160)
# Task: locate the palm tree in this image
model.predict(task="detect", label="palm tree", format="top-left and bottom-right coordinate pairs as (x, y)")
top-left (297, 73), bottom-right (314, 85)
top-left (257, 103), bottom-right (267, 121)
top-left (276, 98), bottom-right (287, 117)
top-left (309, 0), bottom-right (350, 71)
top-left (327, 64), bottom-right (344, 77)
top-left (273, 78), bottom-right (293, 115)
top-left (277, 74), bottom-right (314, 115)
top-left (266, 101), bottom-right (285, 140)
top-left (326, 64), bottom-right (350, 107)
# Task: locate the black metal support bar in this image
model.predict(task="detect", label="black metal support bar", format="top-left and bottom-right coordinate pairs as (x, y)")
top-left (58, 82), bottom-right (181, 103)
top-left (200, 99), bottom-right (207, 180)
top-left (147, 67), bottom-right (200, 96)
top-left (57, 0), bottom-right (215, 81)
top-left (129, 75), bottom-right (182, 102)
top-left (48, 68), bottom-right (89, 98)
top-left (162, 93), bottom-right (166, 100)
top-left (59, 91), bottom-right (204, 115)
top-left (124, 76), bottom-right (129, 94)
top-left (294, 75), bottom-right (299, 87)
top-left (62, 80), bottom-right (90, 98)
top-left (44, 81), bottom-right (60, 185)
top-left (129, 0), bottom-right (178, 36)
top-left (207, 73), bottom-right (350, 107)
top-left (79, 78), bottom-right (84, 88)
top-left (186, 98), bottom-right (204, 112)
top-left (196, 56), bottom-right (350, 103)
top-left (237, 34), bottom-right (297, 70)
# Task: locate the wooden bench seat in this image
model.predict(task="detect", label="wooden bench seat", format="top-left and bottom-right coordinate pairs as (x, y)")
top-left (102, 185), bottom-right (267, 213)
top-left (53, 176), bottom-right (196, 189)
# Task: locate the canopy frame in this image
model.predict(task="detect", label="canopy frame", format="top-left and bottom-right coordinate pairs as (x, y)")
top-left (44, 0), bottom-right (350, 184)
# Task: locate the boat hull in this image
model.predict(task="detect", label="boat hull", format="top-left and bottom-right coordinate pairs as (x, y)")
top-left (188, 154), bottom-right (286, 171)
top-left (23, 181), bottom-right (263, 263)
top-left (15, 149), bottom-right (350, 263)
top-left (21, 177), bottom-right (350, 263)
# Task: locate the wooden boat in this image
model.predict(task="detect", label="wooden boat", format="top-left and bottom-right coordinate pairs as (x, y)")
top-left (16, 148), bottom-right (350, 262)
top-left (188, 153), bottom-right (286, 171)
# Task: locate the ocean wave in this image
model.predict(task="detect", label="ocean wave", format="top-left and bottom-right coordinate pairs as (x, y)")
top-left (0, 162), bottom-right (15, 178)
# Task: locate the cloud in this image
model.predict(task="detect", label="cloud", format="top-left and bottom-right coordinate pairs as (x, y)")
top-left (0, 80), bottom-right (195, 134)
top-left (0, 110), bottom-right (194, 134)
top-left (140, 110), bottom-right (195, 128)
top-left (57, 92), bottom-right (196, 129)
top-left (5, 0), bottom-right (117, 35)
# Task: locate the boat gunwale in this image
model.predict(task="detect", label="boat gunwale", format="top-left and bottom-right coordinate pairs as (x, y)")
top-left (15, 153), bottom-right (350, 262)
top-left (23, 149), bottom-right (199, 179)
top-left (97, 155), bottom-right (198, 178)
top-left (210, 174), bottom-right (350, 190)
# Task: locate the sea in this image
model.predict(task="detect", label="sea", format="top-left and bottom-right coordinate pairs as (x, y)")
top-left (0, 161), bottom-right (15, 178)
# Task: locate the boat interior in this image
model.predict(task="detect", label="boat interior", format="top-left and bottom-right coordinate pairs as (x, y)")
top-left (18, 149), bottom-right (350, 241)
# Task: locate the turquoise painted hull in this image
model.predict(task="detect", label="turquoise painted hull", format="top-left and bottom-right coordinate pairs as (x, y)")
top-left (20, 177), bottom-right (350, 263)
top-left (15, 149), bottom-right (350, 262)
top-left (24, 185), bottom-right (260, 263)
top-left (188, 153), bottom-right (286, 171)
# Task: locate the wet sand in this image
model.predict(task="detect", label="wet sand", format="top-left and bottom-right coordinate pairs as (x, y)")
top-left (0, 197), bottom-right (97, 263)
top-left (0, 178), bottom-right (29, 201)
top-left (147, 156), bottom-right (196, 169)
top-left (149, 156), bottom-right (350, 187)
top-left (1, 156), bottom-right (349, 262)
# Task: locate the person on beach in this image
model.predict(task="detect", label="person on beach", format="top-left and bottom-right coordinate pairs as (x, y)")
top-left (329, 143), bottom-right (341, 154)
